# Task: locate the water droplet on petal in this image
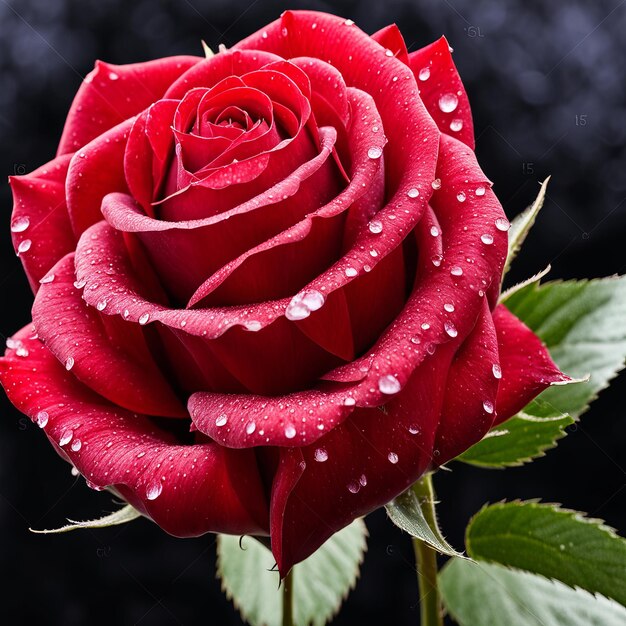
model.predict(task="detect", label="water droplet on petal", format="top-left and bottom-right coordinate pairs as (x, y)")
top-left (408, 424), bottom-right (420, 435)
top-left (146, 481), bottom-right (162, 500)
top-left (59, 429), bottom-right (73, 446)
top-left (345, 267), bottom-right (358, 277)
top-left (378, 374), bottom-right (401, 395)
top-left (244, 320), bottom-right (262, 332)
top-left (450, 118), bottom-right (464, 132)
top-left (444, 303), bottom-right (455, 312)
top-left (444, 321), bottom-right (458, 337)
top-left (450, 266), bottom-right (463, 277)
top-left (495, 217), bottom-right (510, 231)
top-left (431, 254), bottom-right (443, 267)
top-left (481, 233), bottom-right (494, 245)
top-left (343, 396), bottom-right (356, 406)
top-left (65, 356), bottom-right (75, 371)
top-left (388, 452), bottom-right (399, 464)
top-left (456, 191), bottom-right (466, 202)
top-left (438, 93), bottom-right (459, 113)
top-left (314, 448), bottom-right (328, 462)
top-left (384, 49), bottom-right (394, 57)
top-left (39, 273), bottom-right (55, 284)
top-left (407, 187), bottom-right (420, 198)
top-left (418, 67), bottom-right (431, 81)
top-left (286, 289), bottom-right (325, 321)
top-left (367, 146), bottom-right (383, 159)
top-left (369, 219), bottom-right (383, 234)
top-left (421, 322), bottom-right (431, 330)
top-left (347, 480), bottom-right (361, 494)
top-left (245, 421), bottom-right (256, 435)
top-left (492, 364), bottom-right (502, 379)
top-left (430, 226), bottom-right (439, 237)
top-left (215, 413), bottom-right (228, 427)
top-left (344, 18), bottom-right (355, 25)
top-left (35, 410), bottom-right (49, 428)
top-left (108, 71), bottom-right (119, 80)
top-left (96, 299), bottom-right (107, 311)
top-left (138, 313), bottom-right (150, 325)
top-left (475, 186), bottom-right (486, 196)
top-left (483, 400), bottom-right (494, 414)
top-left (284, 424), bottom-right (297, 439)
top-left (431, 178), bottom-right (442, 190)
top-left (17, 239), bottom-right (32, 255)
top-left (71, 438), bottom-right (82, 452)
top-left (11, 216), bottom-right (30, 233)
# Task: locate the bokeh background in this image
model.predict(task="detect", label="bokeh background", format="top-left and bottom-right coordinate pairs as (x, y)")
top-left (0, 0), bottom-right (624, 623)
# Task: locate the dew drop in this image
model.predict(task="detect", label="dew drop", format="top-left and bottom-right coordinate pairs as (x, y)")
top-left (418, 67), bottom-right (431, 81)
top-left (492, 363), bottom-right (502, 379)
top-left (35, 410), bottom-right (49, 428)
top-left (347, 480), bottom-right (361, 494)
top-left (59, 429), bottom-right (73, 446)
top-left (431, 178), bottom-right (442, 190)
top-left (138, 312), bottom-right (150, 325)
top-left (345, 266), bottom-right (358, 277)
top-left (367, 146), bottom-right (383, 159)
top-left (71, 438), bottom-right (82, 452)
top-left (378, 374), bottom-right (401, 395)
top-left (17, 239), bottom-right (32, 255)
top-left (430, 226), bottom-right (439, 237)
top-left (343, 396), bottom-right (356, 406)
top-left (359, 474), bottom-right (368, 487)
top-left (74, 278), bottom-right (87, 289)
top-left (39, 273), bottom-right (55, 284)
top-left (450, 118), bottom-right (464, 132)
top-left (408, 424), bottom-right (420, 435)
top-left (96, 299), bottom-right (107, 311)
top-left (344, 18), bottom-right (355, 25)
top-left (450, 266), bottom-right (463, 277)
top-left (421, 322), bottom-right (431, 330)
top-left (286, 289), bottom-right (325, 321)
top-left (245, 421), bottom-right (256, 435)
top-left (108, 71), bottom-right (119, 80)
top-left (475, 186), bottom-right (486, 197)
top-left (388, 452), bottom-right (399, 464)
top-left (314, 448), bottom-right (328, 462)
top-left (215, 413), bottom-right (228, 427)
top-left (483, 400), bottom-right (494, 414)
top-left (284, 424), bottom-right (297, 439)
top-left (146, 481), bottom-right (162, 501)
top-left (368, 219), bottom-right (383, 234)
top-left (65, 356), bottom-right (75, 371)
top-left (407, 187), bottom-right (420, 199)
top-left (431, 254), bottom-right (443, 267)
top-left (444, 321), bottom-right (458, 338)
top-left (444, 303), bottom-right (455, 312)
top-left (495, 217), bottom-right (510, 231)
top-left (481, 233), bottom-right (494, 245)
top-left (244, 320), bottom-right (262, 332)
top-left (438, 93), bottom-right (459, 113)
top-left (456, 191), bottom-right (466, 202)
top-left (11, 216), bottom-right (30, 233)
top-left (384, 49), bottom-right (394, 57)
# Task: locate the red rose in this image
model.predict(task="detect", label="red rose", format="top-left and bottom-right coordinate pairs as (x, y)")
top-left (1, 11), bottom-right (566, 574)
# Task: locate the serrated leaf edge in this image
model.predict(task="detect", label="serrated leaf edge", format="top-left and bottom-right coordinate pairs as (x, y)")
top-left (30, 503), bottom-right (141, 534)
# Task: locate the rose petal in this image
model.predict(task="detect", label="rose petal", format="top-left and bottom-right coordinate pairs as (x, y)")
top-left (9, 154), bottom-right (75, 291)
top-left (58, 56), bottom-right (201, 155)
top-left (32, 253), bottom-right (186, 417)
top-left (408, 37), bottom-right (475, 149)
top-left (0, 329), bottom-right (269, 536)
top-left (493, 304), bottom-right (569, 423)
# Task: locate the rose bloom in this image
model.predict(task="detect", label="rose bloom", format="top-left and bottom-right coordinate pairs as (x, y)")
top-left (1, 11), bottom-right (565, 574)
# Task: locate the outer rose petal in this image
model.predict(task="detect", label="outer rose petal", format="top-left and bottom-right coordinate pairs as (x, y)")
top-left (33, 253), bottom-right (186, 418)
top-left (58, 56), bottom-right (201, 155)
top-left (0, 329), bottom-right (269, 536)
top-left (409, 37), bottom-right (475, 149)
top-left (493, 304), bottom-right (569, 423)
top-left (9, 154), bottom-right (75, 291)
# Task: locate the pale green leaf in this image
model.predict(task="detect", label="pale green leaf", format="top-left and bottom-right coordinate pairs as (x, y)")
top-left (504, 177), bottom-right (550, 276)
top-left (466, 501), bottom-right (626, 606)
top-left (30, 504), bottom-right (141, 534)
top-left (385, 487), bottom-right (463, 557)
top-left (440, 559), bottom-right (626, 626)
top-left (217, 518), bottom-right (367, 626)
top-left (457, 407), bottom-right (574, 468)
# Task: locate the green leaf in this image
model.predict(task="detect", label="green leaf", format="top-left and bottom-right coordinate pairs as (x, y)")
top-left (505, 276), bottom-right (626, 418)
top-left (499, 265), bottom-right (551, 304)
top-left (440, 559), bottom-right (626, 626)
top-left (217, 518), bottom-right (367, 626)
top-left (457, 404), bottom-right (574, 468)
top-left (385, 486), bottom-right (463, 557)
top-left (465, 501), bottom-right (626, 606)
top-left (503, 177), bottom-right (550, 276)
top-left (30, 504), bottom-right (140, 534)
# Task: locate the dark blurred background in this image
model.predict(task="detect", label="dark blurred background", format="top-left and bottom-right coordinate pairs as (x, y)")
top-left (0, 0), bottom-right (624, 624)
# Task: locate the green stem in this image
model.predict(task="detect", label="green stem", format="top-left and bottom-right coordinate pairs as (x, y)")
top-left (412, 473), bottom-right (443, 626)
top-left (282, 568), bottom-right (294, 626)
